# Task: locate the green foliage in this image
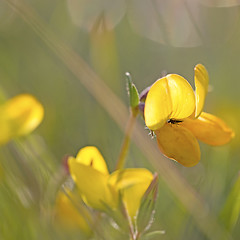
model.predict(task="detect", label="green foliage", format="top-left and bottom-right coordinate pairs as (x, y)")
top-left (0, 1), bottom-right (240, 240)
top-left (220, 174), bottom-right (240, 231)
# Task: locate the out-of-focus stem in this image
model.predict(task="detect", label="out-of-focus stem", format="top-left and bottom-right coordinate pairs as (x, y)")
top-left (115, 110), bottom-right (138, 170)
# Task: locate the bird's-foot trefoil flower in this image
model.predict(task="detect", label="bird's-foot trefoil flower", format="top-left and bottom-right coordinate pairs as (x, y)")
top-left (0, 94), bottom-right (44, 145)
top-left (68, 146), bottom-right (156, 228)
top-left (144, 64), bottom-right (234, 167)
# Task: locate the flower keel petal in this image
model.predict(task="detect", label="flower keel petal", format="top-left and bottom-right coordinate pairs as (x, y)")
top-left (155, 124), bottom-right (200, 167)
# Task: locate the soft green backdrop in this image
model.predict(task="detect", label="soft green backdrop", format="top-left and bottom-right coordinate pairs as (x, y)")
top-left (0, 1), bottom-right (239, 239)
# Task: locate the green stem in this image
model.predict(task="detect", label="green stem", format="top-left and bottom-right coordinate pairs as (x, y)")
top-left (115, 109), bottom-right (138, 170)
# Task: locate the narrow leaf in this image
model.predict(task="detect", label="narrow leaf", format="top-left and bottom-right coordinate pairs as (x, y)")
top-left (220, 172), bottom-right (240, 231)
top-left (141, 230), bottom-right (165, 240)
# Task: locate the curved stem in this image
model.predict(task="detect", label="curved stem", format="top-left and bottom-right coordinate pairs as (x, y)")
top-left (115, 110), bottom-right (138, 170)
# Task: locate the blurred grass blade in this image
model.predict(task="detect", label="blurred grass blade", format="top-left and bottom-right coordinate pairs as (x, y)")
top-left (220, 172), bottom-right (240, 231)
top-left (3, 1), bottom-right (233, 239)
top-left (141, 230), bottom-right (165, 240)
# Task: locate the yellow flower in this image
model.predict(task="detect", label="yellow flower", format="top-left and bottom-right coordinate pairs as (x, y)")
top-left (68, 146), bottom-right (153, 220)
top-left (144, 64), bottom-right (234, 167)
top-left (0, 94), bottom-right (44, 145)
top-left (55, 190), bottom-right (92, 235)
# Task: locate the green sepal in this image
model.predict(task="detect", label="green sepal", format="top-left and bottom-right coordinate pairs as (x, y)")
top-left (220, 173), bottom-right (240, 231)
top-left (136, 173), bottom-right (158, 234)
top-left (126, 72), bottom-right (139, 109)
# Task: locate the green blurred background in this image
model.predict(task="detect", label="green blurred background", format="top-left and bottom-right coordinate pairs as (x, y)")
top-left (0, 0), bottom-right (240, 239)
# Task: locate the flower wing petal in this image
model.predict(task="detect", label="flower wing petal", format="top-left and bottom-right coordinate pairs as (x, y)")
top-left (155, 123), bottom-right (200, 167)
top-left (181, 112), bottom-right (234, 146)
top-left (144, 75), bottom-right (195, 130)
top-left (194, 64), bottom-right (209, 118)
top-left (69, 157), bottom-right (116, 210)
top-left (108, 169), bottom-right (153, 218)
top-left (75, 146), bottom-right (109, 174)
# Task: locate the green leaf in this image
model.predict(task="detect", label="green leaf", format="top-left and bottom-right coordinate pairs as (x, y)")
top-left (220, 173), bottom-right (240, 231)
top-left (141, 230), bottom-right (165, 240)
top-left (126, 72), bottom-right (139, 109)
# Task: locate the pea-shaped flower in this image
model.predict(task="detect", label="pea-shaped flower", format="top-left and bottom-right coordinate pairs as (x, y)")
top-left (68, 146), bottom-right (154, 220)
top-left (144, 64), bottom-right (234, 167)
top-left (0, 94), bottom-right (44, 145)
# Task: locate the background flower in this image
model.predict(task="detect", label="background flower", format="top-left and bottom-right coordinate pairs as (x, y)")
top-left (0, 94), bottom-right (44, 145)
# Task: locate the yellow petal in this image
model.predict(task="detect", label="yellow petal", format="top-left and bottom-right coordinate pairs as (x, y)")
top-left (194, 64), bottom-right (209, 118)
top-left (108, 169), bottom-right (153, 218)
top-left (69, 157), bottom-right (117, 210)
top-left (75, 146), bottom-right (109, 174)
top-left (144, 75), bottom-right (195, 130)
top-left (181, 112), bottom-right (234, 146)
top-left (155, 123), bottom-right (200, 167)
top-left (0, 94), bottom-right (44, 144)
top-left (55, 190), bottom-right (91, 235)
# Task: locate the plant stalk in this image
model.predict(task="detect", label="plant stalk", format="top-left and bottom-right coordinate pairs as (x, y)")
top-left (115, 109), bottom-right (138, 170)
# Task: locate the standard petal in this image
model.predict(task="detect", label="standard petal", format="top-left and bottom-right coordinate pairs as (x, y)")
top-left (108, 169), bottom-right (153, 219)
top-left (144, 75), bottom-right (195, 130)
top-left (194, 64), bottom-right (209, 118)
top-left (181, 112), bottom-right (234, 146)
top-left (0, 94), bottom-right (44, 144)
top-left (75, 146), bottom-right (109, 174)
top-left (167, 74), bottom-right (196, 120)
top-left (69, 157), bottom-right (117, 210)
top-left (144, 77), bottom-right (172, 130)
top-left (155, 123), bottom-right (200, 167)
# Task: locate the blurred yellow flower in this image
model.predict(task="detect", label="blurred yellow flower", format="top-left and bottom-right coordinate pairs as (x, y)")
top-left (0, 94), bottom-right (44, 145)
top-left (144, 64), bottom-right (234, 167)
top-left (55, 190), bottom-right (92, 235)
top-left (68, 146), bottom-right (153, 220)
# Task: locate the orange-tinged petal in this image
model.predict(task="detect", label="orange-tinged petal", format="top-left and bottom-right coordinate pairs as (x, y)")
top-left (108, 169), bottom-right (153, 218)
top-left (0, 94), bottom-right (44, 144)
top-left (69, 157), bottom-right (117, 210)
top-left (75, 146), bottom-right (109, 174)
top-left (194, 64), bottom-right (209, 118)
top-left (144, 75), bottom-right (195, 130)
top-left (155, 123), bottom-right (200, 167)
top-left (181, 112), bottom-right (234, 146)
